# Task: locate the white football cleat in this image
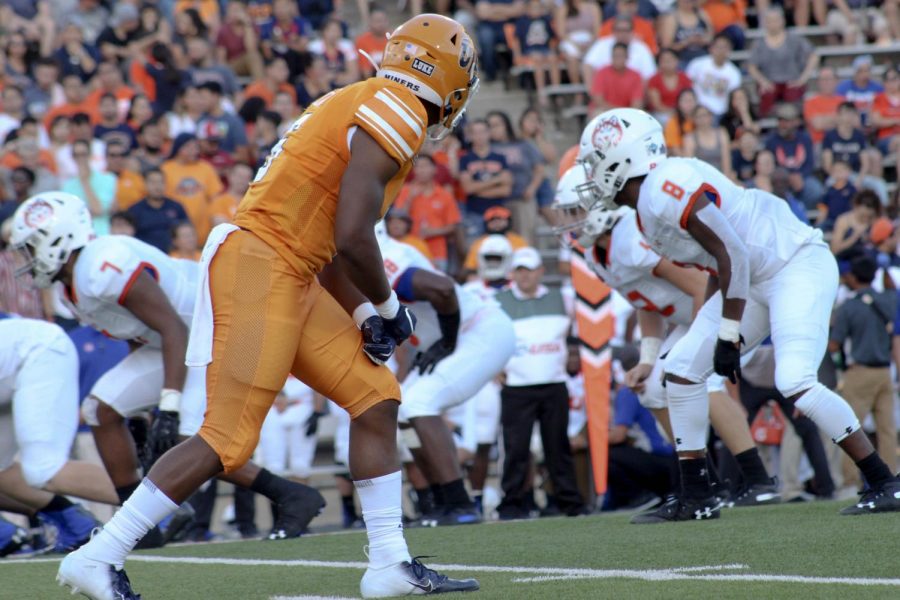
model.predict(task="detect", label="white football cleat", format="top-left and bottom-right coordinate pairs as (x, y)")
top-left (57, 549), bottom-right (141, 600)
top-left (360, 558), bottom-right (479, 597)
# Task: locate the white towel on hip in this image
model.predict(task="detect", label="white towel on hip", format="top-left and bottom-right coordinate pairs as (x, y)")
top-left (185, 223), bottom-right (240, 367)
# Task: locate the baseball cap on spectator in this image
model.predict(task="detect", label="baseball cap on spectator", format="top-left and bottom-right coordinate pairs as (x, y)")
top-left (870, 217), bottom-right (895, 245)
top-left (198, 81), bottom-right (224, 96)
top-left (484, 206), bottom-right (512, 222)
top-left (511, 247), bottom-right (542, 270)
top-left (169, 132), bottom-right (197, 159)
top-left (852, 55), bottom-right (873, 71)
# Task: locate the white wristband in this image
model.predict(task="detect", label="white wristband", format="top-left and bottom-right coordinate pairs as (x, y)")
top-left (374, 290), bottom-right (400, 319)
top-left (718, 318), bottom-right (741, 343)
top-left (159, 388), bottom-right (182, 412)
top-left (639, 337), bottom-right (662, 366)
top-left (352, 302), bottom-right (378, 327)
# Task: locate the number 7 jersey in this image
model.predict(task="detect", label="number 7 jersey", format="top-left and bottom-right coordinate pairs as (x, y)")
top-left (234, 79), bottom-right (428, 281)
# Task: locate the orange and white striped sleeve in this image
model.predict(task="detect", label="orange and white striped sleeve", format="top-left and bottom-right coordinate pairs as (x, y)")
top-left (353, 85), bottom-right (427, 166)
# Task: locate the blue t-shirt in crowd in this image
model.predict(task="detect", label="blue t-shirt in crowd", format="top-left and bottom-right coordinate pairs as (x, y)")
top-left (821, 182), bottom-right (857, 229)
top-left (837, 79), bottom-right (884, 120)
top-left (94, 123), bottom-right (137, 151)
top-left (127, 197), bottom-right (189, 254)
top-left (515, 15), bottom-right (554, 54)
top-left (765, 130), bottom-right (815, 176)
top-left (613, 388), bottom-right (674, 456)
top-left (67, 326), bottom-right (129, 433)
top-left (459, 149), bottom-right (511, 215)
top-left (822, 128), bottom-right (868, 172)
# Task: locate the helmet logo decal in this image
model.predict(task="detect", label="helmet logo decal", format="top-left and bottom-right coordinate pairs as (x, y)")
top-left (591, 117), bottom-right (624, 154)
top-left (411, 58), bottom-right (435, 76)
top-left (23, 199), bottom-right (53, 228)
top-left (458, 38), bottom-right (474, 69)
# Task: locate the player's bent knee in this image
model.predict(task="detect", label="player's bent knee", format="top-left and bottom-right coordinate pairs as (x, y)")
top-left (21, 458), bottom-right (59, 489)
top-left (774, 371), bottom-right (818, 400)
top-left (83, 397), bottom-right (124, 427)
top-left (792, 383), bottom-right (861, 443)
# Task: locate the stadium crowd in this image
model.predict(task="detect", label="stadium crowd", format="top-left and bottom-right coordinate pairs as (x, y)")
top-left (1, 0), bottom-right (900, 548)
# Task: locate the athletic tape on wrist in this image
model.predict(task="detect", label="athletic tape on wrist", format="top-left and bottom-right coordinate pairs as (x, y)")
top-left (718, 318), bottom-right (741, 343)
top-left (639, 337), bottom-right (662, 365)
top-left (159, 388), bottom-right (182, 412)
top-left (352, 302), bottom-right (378, 327)
top-left (375, 290), bottom-right (400, 319)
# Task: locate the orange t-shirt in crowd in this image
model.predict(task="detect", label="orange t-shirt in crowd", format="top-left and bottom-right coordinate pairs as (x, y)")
top-left (599, 17), bottom-right (658, 54)
top-left (464, 231), bottom-right (528, 271)
top-left (86, 86), bottom-right (136, 114)
top-left (114, 170), bottom-right (147, 210)
top-left (872, 92), bottom-right (900, 140)
top-left (355, 32), bottom-right (388, 76)
top-left (43, 102), bottom-right (100, 130)
top-left (209, 191), bottom-right (242, 224)
top-left (703, 0), bottom-right (746, 32)
top-left (394, 183), bottom-right (461, 261)
top-left (558, 145), bottom-right (579, 177)
top-left (1, 149), bottom-right (58, 174)
top-left (664, 117), bottom-right (694, 153)
top-left (161, 159), bottom-right (224, 245)
top-left (803, 94), bottom-right (845, 144)
top-left (174, 0), bottom-right (220, 25)
top-left (244, 80), bottom-right (298, 108)
top-left (234, 79), bottom-right (427, 280)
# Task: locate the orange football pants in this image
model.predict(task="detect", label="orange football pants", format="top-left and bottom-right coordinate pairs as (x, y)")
top-left (198, 229), bottom-right (400, 473)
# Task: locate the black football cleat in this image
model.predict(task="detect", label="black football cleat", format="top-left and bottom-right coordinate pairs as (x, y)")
top-left (840, 479), bottom-right (900, 515)
top-left (724, 478), bottom-right (782, 508)
top-left (267, 481), bottom-right (326, 539)
top-left (630, 494), bottom-right (721, 524)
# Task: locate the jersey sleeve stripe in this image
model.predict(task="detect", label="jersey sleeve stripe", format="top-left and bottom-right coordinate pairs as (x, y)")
top-left (355, 111), bottom-right (407, 160)
top-left (679, 183), bottom-right (721, 229)
top-left (357, 105), bottom-right (414, 160)
top-left (117, 262), bottom-right (160, 305)
top-left (375, 90), bottom-right (425, 135)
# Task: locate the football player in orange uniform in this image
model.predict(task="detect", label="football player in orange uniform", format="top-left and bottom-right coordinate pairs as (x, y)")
top-left (59, 14), bottom-right (481, 599)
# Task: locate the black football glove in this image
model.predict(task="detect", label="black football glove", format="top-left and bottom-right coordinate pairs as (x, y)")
top-left (413, 339), bottom-right (456, 375)
top-left (148, 410), bottom-right (181, 461)
top-left (713, 336), bottom-right (743, 384)
top-left (361, 315), bottom-right (397, 365)
top-left (305, 410), bottom-right (327, 437)
top-left (382, 305), bottom-right (417, 346)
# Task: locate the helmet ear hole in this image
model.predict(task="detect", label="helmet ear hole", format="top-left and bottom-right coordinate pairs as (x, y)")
top-left (607, 162), bottom-right (620, 172)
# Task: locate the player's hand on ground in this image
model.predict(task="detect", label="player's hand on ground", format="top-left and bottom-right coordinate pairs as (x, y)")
top-left (625, 363), bottom-right (654, 393)
top-left (149, 410), bottom-right (181, 460)
top-left (382, 305), bottom-right (417, 346)
top-left (360, 315), bottom-right (397, 365)
top-left (413, 338), bottom-right (455, 375)
top-left (713, 338), bottom-right (742, 384)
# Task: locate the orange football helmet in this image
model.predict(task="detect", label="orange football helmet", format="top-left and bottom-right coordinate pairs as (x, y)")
top-left (377, 14), bottom-right (479, 140)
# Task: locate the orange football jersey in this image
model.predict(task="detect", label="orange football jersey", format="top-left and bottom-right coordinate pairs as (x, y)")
top-left (234, 78), bottom-right (428, 279)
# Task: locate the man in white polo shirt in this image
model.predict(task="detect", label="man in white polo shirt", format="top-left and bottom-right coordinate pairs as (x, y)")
top-left (494, 247), bottom-right (586, 520)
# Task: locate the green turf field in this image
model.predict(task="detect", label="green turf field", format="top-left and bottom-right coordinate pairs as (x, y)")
top-left (3, 501), bottom-right (899, 600)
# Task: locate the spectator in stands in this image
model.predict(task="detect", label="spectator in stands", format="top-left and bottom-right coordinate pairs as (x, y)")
top-left (60, 113), bottom-right (106, 180)
top-left (512, 0), bottom-right (560, 107)
top-left (43, 74), bottom-right (95, 132)
top-left (134, 117), bottom-right (167, 172)
top-left (252, 110), bottom-right (282, 164)
top-left (216, 0), bottom-right (264, 79)
top-left (309, 18), bottom-right (360, 89)
top-left (765, 102), bottom-right (823, 208)
top-left (139, 42), bottom-right (191, 115)
top-left (555, 0), bottom-right (602, 85)
top-left (185, 37), bottom-right (242, 99)
top-left (702, 0), bottom-right (747, 50)
top-left (8, 167), bottom-right (36, 208)
top-left (3, 31), bottom-right (38, 91)
top-left (95, 3), bottom-right (142, 65)
top-left (803, 66), bottom-right (844, 145)
top-left (355, 7), bottom-right (390, 78)
top-left (161, 132), bottom-right (223, 245)
top-left (731, 130), bottom-right (759, 183)
top-left (87, 61), bottom-right (136, 117)
top-left (61, 139), bottom-right (116, 235)
top-left (384, 208), bottom-right (432, 258)
top-left (836, 55), bottom-right (884, 124)
top-left (720, 88), bottom-right (760, 142)
top-left (686, 34), bottom-right (741, 118)
top-left (109, 211), bottom-right (137, 236)
top-left (589, 43), bottom-right (644, 113)
top-left (664, 88), bottom-right (697, 156)
top-left (487, 110), bottom-right (547, 244)
top-left (394, 154), bottom-right (461, 272)
top-left (0, 87), bottom-right (27, 148)
top-left (68, 0), bottom-right (109, 45)
top-left (105, 142), bottom-right (146, 211)
top-left (23, 57), bottom-right (61, 121)
top-left (831, 189), bottom-right (880, 259)
top-left (54, 20), bottom-right (99, 82)
top-left (684, 105), bottom-right (733, 176)
top-left (459, 119), bottom-right (513, 237)
top-left (197, 125), bottom-right (236, 185)
top-left (670, 0), bottom-right (714, 67)
top-left (646, 48), bottom-right (693, 124)
top-left (747, 7), bottom-right (818, 117)
top-left (245, 56), bottom-right (296, 108)
top-left (583, 16), bottom-right (657, 84)
top-left (94, 94), bottom-right (137, 151)
top-left (817, 160), bottom-right (857, 231)
top-left (272, 90), bottom-right (302, 134)
top-left (475, 0), bottom-right (525, 82)
top-left (126, 94), bottom-right (155, 134)
top-left (519, 108), bottom-right (558, 165)
top-left (749, 148), bottom-right (776, 193)
top-left (822, 102), bottom-right (875, 181)
top-left (169, 221), bottom-right (202, 261)
top-left (872, 66), bottom-right (900, 178)
top-left (259, 0), bottom-right (310, 73)
top-left (771, 167), bottom-right (810, 223)
top-left (600, 0), bottom-right (659, 54)
top-left (830, 255), bottom-right (898, 489)
top-left (172, 7), bottom-right (211, 46)
top-left (6, 137), bottom-right (57, 194)
top-left (295, 55), bottom-right (334, 108)
top-left (196, 82), bottom-right (250, 162)
top-left (463, 206), bottom-right (528, 275)
top-left (211, 163), bottom-right (253, 226)
top-left (127, 168), bottom-right (189, 254)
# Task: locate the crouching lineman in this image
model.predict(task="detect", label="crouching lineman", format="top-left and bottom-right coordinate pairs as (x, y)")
top-left (554, 166), bottom-right (780, 521)
top-left (10, 193), bottom-right (324, 551)
top-left (56, 13), bottom-right (480, 600)
top-left (378, 223), bottom-right (516, 525)
top-left (0, 315), bottom-right (119, 554)
top-left (579, 108), bottom-right (900, 519)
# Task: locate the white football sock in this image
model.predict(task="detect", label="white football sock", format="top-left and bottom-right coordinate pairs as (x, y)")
top-left (355, 471), bottom-right (411, 569)
top-left (83, 479), bottom-right (178, 569)
top-left (666, 380), bottom-right (710, 452)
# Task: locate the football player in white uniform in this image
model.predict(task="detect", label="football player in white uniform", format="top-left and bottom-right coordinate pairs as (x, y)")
top-left (9, 193), bottom-right (325, 546)
top-left (0, 315), bottom-right (118, 554)
top-left (554, 167), bottom-right (780, 513)
top-left (578, 108), bottom-right (900, 519)
top-left (377, 224), bottom-right (516, 525)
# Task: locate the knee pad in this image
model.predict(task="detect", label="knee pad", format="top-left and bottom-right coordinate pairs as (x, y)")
top-left (793, 383), bottom-right (860, 443)
top-left (400, 426), bottom-right (422, 450)
top-left (80, 396), bottom-right (101, 427)
top-left (665, 380), bottom-right (710, 452)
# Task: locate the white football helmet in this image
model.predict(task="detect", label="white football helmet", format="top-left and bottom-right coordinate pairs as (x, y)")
top-left (476, 234), bottom-right (513, 281)
top-left (9, 192), bottom-right (94, 288)
top-left (579, 108), bottom-right (667, 210)
top-left (553, 166), bottom-right (630, 247)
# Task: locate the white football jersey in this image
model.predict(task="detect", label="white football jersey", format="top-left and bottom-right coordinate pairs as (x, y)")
top-left (636, 158), bottom-right (820, 283)
top-left (62, 236), bottom-right (199, 348)
top-left (584, 211), bottom-right (695, 326)
top-left (0, 317), bottom-right (70, 403)
top-left (381, 238), bottom-right (490, 350)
